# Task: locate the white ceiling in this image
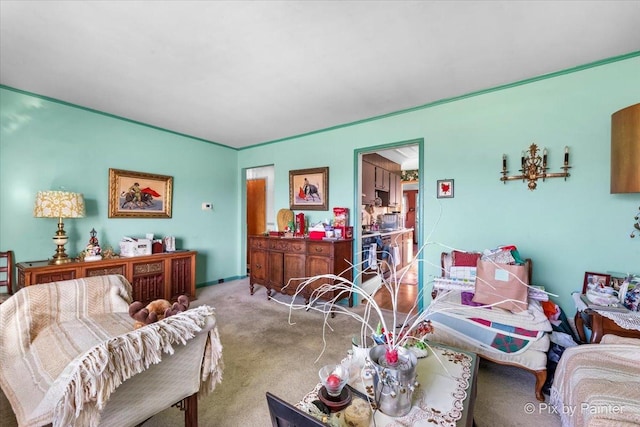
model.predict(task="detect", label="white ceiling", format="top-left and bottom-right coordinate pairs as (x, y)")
top-left (1, 1), bottom-right (639, 150)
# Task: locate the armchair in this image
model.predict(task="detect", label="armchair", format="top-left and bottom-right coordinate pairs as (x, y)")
top-left (0, 274), bottom-right (223, 427)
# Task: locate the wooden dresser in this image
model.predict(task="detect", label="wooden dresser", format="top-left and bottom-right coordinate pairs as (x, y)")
top-left (249, 236), bottom-right (353, 306)
top-left (16, 251), bottom-right (196, 305)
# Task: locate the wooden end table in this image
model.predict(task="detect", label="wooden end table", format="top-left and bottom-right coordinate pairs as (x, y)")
top-left (575, 308), bottom-right (640, 343)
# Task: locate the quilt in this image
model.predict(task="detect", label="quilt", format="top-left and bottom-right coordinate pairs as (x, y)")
top-left (428, 290), bottom-right (551, 354)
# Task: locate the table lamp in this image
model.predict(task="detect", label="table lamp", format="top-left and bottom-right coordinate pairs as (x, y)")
top-left (33, 190), bottom-right (86, 264)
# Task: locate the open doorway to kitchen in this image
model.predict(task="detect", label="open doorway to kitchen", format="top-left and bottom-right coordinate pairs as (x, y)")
top-left (245, 165), bottom-right (275, 272)
top-left (355, 139), bottom-right (423, 314)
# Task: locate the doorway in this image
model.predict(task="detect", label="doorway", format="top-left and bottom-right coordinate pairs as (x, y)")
top-left (355, 140), bottom-right (423, 313)
top-left (245, 166), bottom-right (275, 270)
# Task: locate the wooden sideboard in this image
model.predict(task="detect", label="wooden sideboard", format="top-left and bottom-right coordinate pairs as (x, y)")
top-left (249, 236), bottom-right (353, 306)
top-left (16, 251), bottom-right (196, 305)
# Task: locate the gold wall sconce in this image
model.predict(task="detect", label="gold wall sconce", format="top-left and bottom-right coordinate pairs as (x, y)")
top-left (500, 143), bottom-right (571, 190)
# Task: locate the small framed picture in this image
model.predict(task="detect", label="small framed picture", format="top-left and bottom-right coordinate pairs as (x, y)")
top-left (582, 272), bottom-right (611, 293)
top-left (289, 167), bottom-right (329, 211)
top-left (436, 179), bottom-right (454, 198)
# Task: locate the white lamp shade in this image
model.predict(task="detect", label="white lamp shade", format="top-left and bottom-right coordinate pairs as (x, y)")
top-left (33, 191), bottom-right (86, 218)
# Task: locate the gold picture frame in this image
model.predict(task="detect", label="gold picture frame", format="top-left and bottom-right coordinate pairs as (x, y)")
top-left (289, 167), bottom-right (329, 211)
top-left (108, 168), bottom-right (173, 218)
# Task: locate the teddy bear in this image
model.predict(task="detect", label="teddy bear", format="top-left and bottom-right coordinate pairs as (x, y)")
top-left (128, 295), bottom-right (190, 329)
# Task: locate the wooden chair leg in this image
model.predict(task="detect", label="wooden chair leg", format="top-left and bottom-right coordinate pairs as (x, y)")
top-left (183, 393), bottom-right (198, 427)
top-left (534, 370), bottom-right (546, 402)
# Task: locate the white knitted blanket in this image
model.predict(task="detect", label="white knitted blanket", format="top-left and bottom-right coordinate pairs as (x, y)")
top-left (550, 338), bottom-right (640, 427)
top-left (0, 275), bottom-right (223, 427)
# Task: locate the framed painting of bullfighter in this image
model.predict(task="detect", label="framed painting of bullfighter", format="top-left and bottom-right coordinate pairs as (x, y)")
top-left (289, 167), bottom-right (329, 211)
top-left (108, 168), bottom-right (173, 218)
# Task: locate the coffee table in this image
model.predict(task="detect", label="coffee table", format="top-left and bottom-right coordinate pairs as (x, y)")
top-left (297, 343), bottom-right (478, 427)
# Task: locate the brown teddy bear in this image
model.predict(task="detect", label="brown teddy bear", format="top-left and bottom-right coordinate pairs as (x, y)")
top-left (128, 295), bottom-right (190, 329)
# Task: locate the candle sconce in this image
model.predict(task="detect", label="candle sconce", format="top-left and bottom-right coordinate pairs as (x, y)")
top-left (501, 143), bottom-right (571, 190)
top-left (631, 206), bottom-right (640, 238)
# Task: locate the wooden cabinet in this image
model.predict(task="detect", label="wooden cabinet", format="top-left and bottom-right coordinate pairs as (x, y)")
top-left (402, 230), bottom-right (413, 267)
top-left (267, 238), bottom-right (306, 294)
top-left (248, 236), bottom-right (353, 306)
top-left (249, 236), bottom-right (269, 294)
top-left (375, 167), bottom-right (390, 191)
top-left (389, 173), bottom-right (402, 208)
top-left (362, 161), bottom-right (376, 204)
top-left (16, 251), bottom-right (197, 305)
top-left (377, 229), bottom-right (415, 278)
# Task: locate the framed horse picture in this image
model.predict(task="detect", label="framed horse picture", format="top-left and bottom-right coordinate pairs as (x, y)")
top-left (289, 167), bottom-right (329, 211)
top-left (108, 168), bottom-right (173, 218)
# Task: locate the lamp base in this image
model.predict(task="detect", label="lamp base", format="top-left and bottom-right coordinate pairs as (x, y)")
top-left (49, 254), bottom-right (72, 265)
top-left (50, 219), bottom-right (72, 264)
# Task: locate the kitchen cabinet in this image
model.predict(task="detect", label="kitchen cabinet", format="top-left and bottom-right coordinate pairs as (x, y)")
top-left (362, 160), bottom-right (376, 204)
top-left (374, 229), bottom-right (415, 278)
top-left (248, 236), bottom-right (353, 306)
top-left (389, 173), bottom-right (402, 208)
top-left (402, 230), bottom-right (413, 267)
top-left (375, 167), bottom-right (390, 191)
top-left (16, 251), bottom-right (197, 305)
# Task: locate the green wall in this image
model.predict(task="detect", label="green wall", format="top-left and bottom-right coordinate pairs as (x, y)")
top-left (0, 88), bottom-right (240, 285)
top-left (1, 54), bottom-right (639, 313)
top-left (238, 55), bottom-right (640, 313)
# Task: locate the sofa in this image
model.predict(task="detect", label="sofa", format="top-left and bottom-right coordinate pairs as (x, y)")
top-left (427, 251), bottom-right (551, 401)
top-left (550, 334), bottom-right (640, 427)
top-left (0, 274), bottom-right (223, 427)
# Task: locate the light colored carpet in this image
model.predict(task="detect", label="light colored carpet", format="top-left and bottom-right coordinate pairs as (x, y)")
top-left (0, 278), bottom-right (562, 426)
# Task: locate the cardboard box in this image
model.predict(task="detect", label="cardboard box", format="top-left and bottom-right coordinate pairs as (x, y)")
top-left (119, 238), bottom-right (152, 257)
top-left (333, 207), bottom-right (349, 227)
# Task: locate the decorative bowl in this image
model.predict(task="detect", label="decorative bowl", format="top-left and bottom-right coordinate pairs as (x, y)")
top-left (318, 364), bottom-right (349, 397)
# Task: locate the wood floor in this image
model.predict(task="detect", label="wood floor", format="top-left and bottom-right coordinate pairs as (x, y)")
top-left (372, 260), bottom-right (419, 314)
top-left (373, 282), bottom-right (419, 314)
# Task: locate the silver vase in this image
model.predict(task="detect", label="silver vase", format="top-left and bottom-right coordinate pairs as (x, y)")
top-left (368, 344), bottom-right (419, 417)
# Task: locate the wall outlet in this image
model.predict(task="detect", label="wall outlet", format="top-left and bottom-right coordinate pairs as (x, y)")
top-left (202, 202), bottom-right (213, 210)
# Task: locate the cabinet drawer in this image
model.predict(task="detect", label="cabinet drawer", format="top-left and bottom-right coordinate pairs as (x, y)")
top-left (34, 270), bottom-right (76, 284)
top-left (269, 239), bottom-right (306, 253)
top-left (133, 261), bottom-right (164, 276)
top-left (307, 243), bottom-right (332, 257)
top-left (251, 238), bottom-right (269, 250)
top-left (84, 264), bottom-right (126, 277)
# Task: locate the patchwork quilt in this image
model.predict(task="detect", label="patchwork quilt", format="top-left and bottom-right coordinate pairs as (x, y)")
top-left (428, 290), bottom-right (551, 355)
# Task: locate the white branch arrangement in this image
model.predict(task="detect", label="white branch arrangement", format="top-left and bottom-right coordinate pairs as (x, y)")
top-left (270, 239), bottom-right (551, 367)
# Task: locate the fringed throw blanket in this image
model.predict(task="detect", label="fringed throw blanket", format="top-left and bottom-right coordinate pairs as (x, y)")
top-left (550, 338), bottom-right (640, 427)
top-left (0, 275), bottom-right (223, 427)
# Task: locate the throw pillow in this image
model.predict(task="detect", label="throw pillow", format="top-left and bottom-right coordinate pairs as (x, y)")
top-left (451, 250), bottom-right (481, 267)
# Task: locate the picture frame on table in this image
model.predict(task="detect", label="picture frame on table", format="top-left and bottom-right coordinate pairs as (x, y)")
top-left (582, 272), bottom-right (611, 293)
top-left (108, 168), bottom-right (173, 218)
top-left (289, 167), bottom-right (329, 211)
top-left (436, 179), bottom-right (454, 198)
